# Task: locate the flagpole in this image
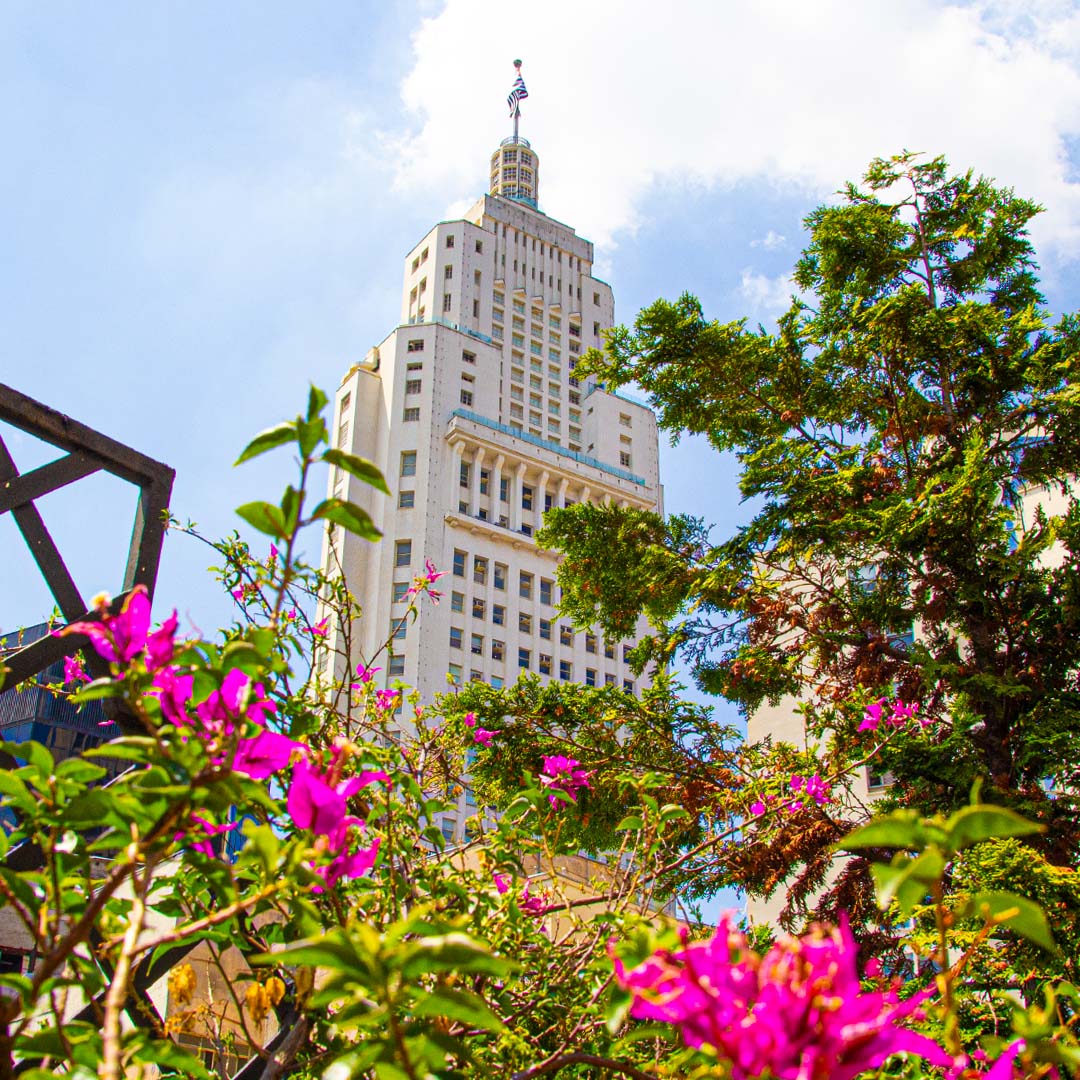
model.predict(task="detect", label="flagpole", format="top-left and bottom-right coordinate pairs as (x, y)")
top-left (512, 59), bottom-right (522, 142)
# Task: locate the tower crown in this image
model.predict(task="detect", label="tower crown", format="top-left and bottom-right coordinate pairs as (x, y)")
top-left (489, 136), bottom-right (539, 208)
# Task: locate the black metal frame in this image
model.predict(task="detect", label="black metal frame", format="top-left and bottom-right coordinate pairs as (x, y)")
top-left (0, 383), bottom-right (175, 687)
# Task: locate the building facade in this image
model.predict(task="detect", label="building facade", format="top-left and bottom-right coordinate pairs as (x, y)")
top-left (321, 132), bottom-right (663, 837)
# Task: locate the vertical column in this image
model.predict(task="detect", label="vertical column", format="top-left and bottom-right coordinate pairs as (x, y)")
top-left (557, 477), bottom-right (569, 509)
top-left (492, 454), bottom-right (505, 526)
top-left (580, 484), bottom-right (592, 506)
top-left (450, 442), bottom-right (465, 511)
top-left (470, 447), bottom-right (486, 519)
top-left (511, 461), bottom-right (527, 533)
top-left (536, 470), bottom-right (549, 531)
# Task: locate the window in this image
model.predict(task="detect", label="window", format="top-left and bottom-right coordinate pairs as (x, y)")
top-left (461, 389), bottom-right (474, 407)
top-left (451, 591), bottom-right (464, 613)
top-left (623, 679), bottom-right (634, 693)
top-left (446, 234), bottom-right (455, 248)
top-left (471, 633), bottom-right (484, 655)
top-left (392, 582), bottom-right (409, 603)
top-left (453, 549), bottom-right (466, 577)
top-left (519, 571), bottom-right (533, 599)
top-left (593, 321), bottom-right (600, 336)
top-left (449, 627), bottom-right (463, 649)
top-left (500, 477), bottom-right (509, 502)
top-left (604, 641), bottom-right (615, 660)
top-left (406, 379), bottom-right (422, 394)
top-left (475, 239), bottom-right (483, 254)
top-left (605, 673), bottom-right (616, 686)
top-left (494, 291), bottom-right (505, 306)
top-left (444, 264), bottom-right (453, 279)
top-left (459, 461), bottom-right (470, 488)
top-left (389, 620), bottom-right (406, 642)
top-left (492, 603), bottom-right (506, 626)
top-left (398, 490), bottom-right (415, 508)
top-left (569, 390), bottom-right (580, 405)
top-left (519, 612), bottom-right (532, 634)
top-left (522, 485), bottom-right (534, 510)
top-left (471, 670), bottom-right (483, 683)
top-left (559, 660), bottom-right (572, 681)
top-left (491, 639), bottom-right (505, 661)
top-left (403, 407), bottom-right (420, 422)
top-left (560, 625), bottom-right (573, 646)
top-left (394, 540), bottom-right (412, 567)
top-left (539, 618), bottom-right (552, 640)
top-left (518, 647), bottom-right (531, 670)
top-left (539, 578), bottom-right (553, 605)
top-left (337, 419), bottom-right (349, 448)
top-left (448, 663), bottom-right (462, 684)
top-left (493, 562), bottom-right (507, 590)
top-left (620, 452), bottom-right (632, 468)
top-left (406, 362), bottom-right (423, 373)
top-left (407, 339), bottom-right (424, 352)
top-left (623, 644), bottom-right (633, 664)
top-left (585, 633), bottom-right (597, 654)
top-left (400, 451), bottom-right (417, 477)
top-left (463, 349), bottom-right (476, 364)
top-left (539, 653), bottom-right (552, 675)
top-left (585, 668), bottom-right (597, 687)
top-left (472, 597), bottom-right (486, 620)
top-left (473, 555), bottom-right (488, 585)
top-left (491, 675), bottom-right (503, 689)
top-left (478, 468), bottom-right (489, 496)
top-left (443, 293), bottom-right (452, 312)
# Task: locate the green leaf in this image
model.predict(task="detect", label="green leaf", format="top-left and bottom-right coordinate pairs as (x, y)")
top-left (616, 815), bottom-right (644, 831)
top-left (945, 804), bottom-right (1044, 851)
top-left (280, 485), bottom-right (302, 532)
top-left (253, 928), bottom-right (364, 972)
top-left (307, 384), bottom-right (328, 422)
top-left (323, 449), bottom-right (391, 495)
top-left (412, 986), bottom-right (506, 1032)
top-left (311, 498), bottom-right (381, 541)
top-left (297, 418), bottom-right (327, 459)
top-left (836, 810), bottom-right (927, 852)
top-left (398, 934), bottom-right (516, 979)
top-left (870, 848), bottom-right (945, 916)
top-left (54, 759), bottom-right (107, 784)
top-left (236, 501), bottom-right (289, 540)
top-left (234, 421), bottom-right (296, 466)
top-left (71, 678), bottom-right (121, 703)
top-left (958, 890), bottom-right (1058, 953)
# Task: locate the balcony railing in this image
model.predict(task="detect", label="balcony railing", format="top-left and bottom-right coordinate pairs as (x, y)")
top-left (449, 409), bottom-right (646, 486)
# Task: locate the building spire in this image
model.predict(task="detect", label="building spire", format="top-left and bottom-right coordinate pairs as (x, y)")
top-left (507, 59), bottom-right (529, 143)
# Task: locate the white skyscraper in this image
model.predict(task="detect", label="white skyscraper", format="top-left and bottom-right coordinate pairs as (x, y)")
top-left (322, 80), bottom-right (663, 835)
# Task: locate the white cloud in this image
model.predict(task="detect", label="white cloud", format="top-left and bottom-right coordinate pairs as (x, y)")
top-left (739, 270), bottom-right (797, 318)
top-left (391, 0), bottom-right (1080, 260)
top-left (752, 230), bottom-right (787, 251)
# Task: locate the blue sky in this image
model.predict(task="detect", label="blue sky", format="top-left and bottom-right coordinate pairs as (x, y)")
top-left (3, 0), bottom-right (1080, 711)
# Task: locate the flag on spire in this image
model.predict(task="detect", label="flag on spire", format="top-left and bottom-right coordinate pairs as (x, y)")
top-left (507, 61), bottom-right (528, 117)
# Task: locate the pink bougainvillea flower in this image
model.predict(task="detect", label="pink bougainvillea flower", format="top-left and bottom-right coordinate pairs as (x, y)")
top-left (319, 836), bottom-right (381, 889)
top-left (287, 756), bottom-right (388, 838)
top-left (145, 611), bottom-right (179, 672)
top-left (179, 814), bottom-right (238, 858)
top-left (195, 669), bottom-right (276, 737)
top-left (749, 800), bottom-right (767, 817)
top-left (352, 664), bottom-right (381, 688)
top-left (374, 689), bottom-right (399, 713)
top-left (269, 543), bottom-right (279, 561)
top-left (407, 558), bottom-right (448, 601)
top-left (149, 667), bottom-right (195, 726)
top-left (520, 880), bottom-right (549, 917)
top-left (463, 712), bottom-right (477, 728)
top-left (612, 915), bottom-right (951, 1080)
top-left (232, 729), bottom-right (304, 780)
top-left (539, 754), bottom-right (592, 807)
top-left (284, 608), bottom-right (298, 621)
top-left (859, 698), bottom-right (887, 732)
top-left (62, 586), bottom-right (149, 665)
top-left (791, 773), bottom-right (830, 806)
top-left (232, 587), bottom-right (246, 601)
top-left (474, 728), bottom-right (495, 747)
top-left (983, 1040), bottom-right (1026, 1080)
top-left (494, 873), bottom-right (511, 895)
top-left (891, 699), bottom-right (919, 726)
top-left (308, 618), bottom-right (329, 638)
top-left (63, 655), bottom-right (90, 685)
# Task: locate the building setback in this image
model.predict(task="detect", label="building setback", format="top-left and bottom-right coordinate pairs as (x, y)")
top-left (321, 128), bottom-right (664, 838)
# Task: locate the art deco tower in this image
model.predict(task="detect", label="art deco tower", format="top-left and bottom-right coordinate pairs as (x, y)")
top-left (322, 70), bottom-right (664, 838)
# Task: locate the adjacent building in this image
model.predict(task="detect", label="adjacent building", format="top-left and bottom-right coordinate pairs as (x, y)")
top-left (321, 126), bottom-right (663, 838)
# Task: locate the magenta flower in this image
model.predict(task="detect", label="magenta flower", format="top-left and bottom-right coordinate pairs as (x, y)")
top-left (463, 712), bottom-right (477, 728)
top-left (983, 1039), bottom-right (1026, 1080)
top-left (352, 663), bottom-right (381, 688)
top-left (149, 667), bottom-right (195, 726)
top-left (318, 835), bottom-right (380, 889)
top-left (520, 880), bottom-right (549, 917)
top-left (474, 728), bottom-right (495, 747)
top-left (749, 799), bottom-right (767, 817)
top-left (269, 543), bottom-right (279, 561)
top-left (539, 754), bottom-right (592, 807)
top-left (612, 916), bottom-right (951, 1080)
top-left (62, 586), bottom-right (177, 671)
top-left (374, 689), bottom-right (399, 713)
top-left (232, 587), bottom-right (247, 601)
top-left (232, 729), bottom-right (304, 780)
top-left (494, 873), bottom-right (511, 895)
top-left (63, 655), bottom-right (90, 685)
top-left (195, 669), bottom-right (276, 738)
top-left (407, 559), bottom-right (448, 602)
top-left (791, 773), bottom-right (830, 807)
top-left (180, 814), bottom-right (238, 858)
top-left (859, 698), bottom-right (886, 732)
top-left (287, 755), bottom-right (388, 837)
top-left (308, 617), bottom-right (329, 638)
